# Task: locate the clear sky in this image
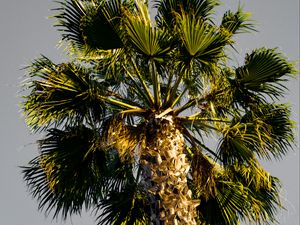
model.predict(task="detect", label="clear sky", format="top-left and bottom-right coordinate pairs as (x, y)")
top-left (0, 1), bottom-right (298, 225)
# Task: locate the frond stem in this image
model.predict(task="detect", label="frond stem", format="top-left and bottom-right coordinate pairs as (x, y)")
top-left (164, 69), bottom-right (185, 108)
top-left (180, 116), bottom-right (231, 124)
top-left (171, 87), bottom-right (188, 108)
top-left (130, 58), bottom-right (155, 107)
top-left (150, 59), bottom-right (161, 109)
top-left (174, 99), bottom-right (196, 115)
top-left (98, 95), bottom-right (141, 110)
top-left (182, 127), bottom-right (221, 160)
top-left (124, 67), bottom-right (152, 108)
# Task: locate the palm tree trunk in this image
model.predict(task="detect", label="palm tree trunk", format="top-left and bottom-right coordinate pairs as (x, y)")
top-left (140, 115), bottom-right (199, 225)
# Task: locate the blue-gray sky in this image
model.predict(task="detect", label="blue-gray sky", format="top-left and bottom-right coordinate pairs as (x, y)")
top-left (0, 1), bottom-right (298, 224)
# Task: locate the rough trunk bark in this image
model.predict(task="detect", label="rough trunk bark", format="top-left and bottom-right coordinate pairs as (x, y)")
top-left (140, 115), bottom-right (199, 225)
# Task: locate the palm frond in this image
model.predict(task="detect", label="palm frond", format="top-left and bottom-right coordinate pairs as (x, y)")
top-left (233, 48), bottom-right (296, 100)
top-left (196, 176), bottom-right (244, 225)
top-left (22, 57), bottom-right (109, 131)
top-left (177, 13), bottom-right (227, 61)
top-left (96, 181), bottom-right (150, 225)
top-left (240, 104), bottom-right (295, 160)
top-left (225, 162), bottom-right (282, 224)
top-left (217, 103), bottom-right (294, 166)
top-left (196, 161), bottom-right (282, 225)
top-left (125, 4), bottom-right (170, 57)
top-left (220, 6), bottom-right (255, 36)
top-left (22, 126), bottom-right (107, 219)
top-left (154, 0), bottom-right (220, 28)
top-left (54, 0), bottom-right (124, 52)
top-left (22, 125), bottom-right (137, 220)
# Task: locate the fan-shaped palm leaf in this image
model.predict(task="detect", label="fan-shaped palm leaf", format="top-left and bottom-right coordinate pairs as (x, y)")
top-left (96, 181), bottom-right (150, 225)
top-left (22, 125), bottom-right (136, 220)
top-left (197, 161), bottom-right (282, 225)
top-left (22, 126), bottom-right (107, 219)
top-left (22, 57), bottom-right (108, 130)
top-left (220, 7), bottom-right (255, 36)
top-left (154, 0), bottom-right (220, 28)
top-left (233, 48), bottom-right (296, 100)
top-left (125, 16), bottom-right (170, 57)
top-left (218, 103), bottom-right (294, 166)
top-left (54, 0), bottom-right (125, 52)
top-left (177, 13), bottom-right (227, 61)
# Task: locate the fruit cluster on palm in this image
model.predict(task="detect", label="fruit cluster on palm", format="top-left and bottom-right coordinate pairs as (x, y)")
top-left (21, 0), bottom-right (296, 224)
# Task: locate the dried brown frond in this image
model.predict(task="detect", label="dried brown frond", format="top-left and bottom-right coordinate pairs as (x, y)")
top-left (191, 149), bottom-right (218, 199)
top-left (107, 117), bottom-right (141, 162)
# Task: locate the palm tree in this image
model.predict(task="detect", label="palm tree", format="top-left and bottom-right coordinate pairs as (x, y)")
top-left (21, 0), bottom-right (297, 224)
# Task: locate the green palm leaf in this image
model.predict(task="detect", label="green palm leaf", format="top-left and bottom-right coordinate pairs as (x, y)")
top-left (197, 162), bottom-right (282, 225)
top-left (227, 163), bottom-right (282, 224)
top-left (22, 126), bottom-right (107, 219)
top-left (233, 48), bottom-right (296, 99)
top-left (218, 104), bottom-right (294, 165)
top-left (178, 13), bottom-right (227, 60)
top-left (96, 181), bottom-right (150, 225)
top-left (54, 0), bottom-right (124, 51)
top-left (240, 104), bottom-right (294, 159)
top-left (154, 0), bottom-right (220, 28)
top-left (22, 57), bottom-right (108, 130)
top-left (125, 2), bottom-right (170, 57)
top-left (220, 7), bottom-right (255, 36)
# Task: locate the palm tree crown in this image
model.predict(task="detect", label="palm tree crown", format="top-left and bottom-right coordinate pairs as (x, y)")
top-left (21, 0), bottom-right (297, 224)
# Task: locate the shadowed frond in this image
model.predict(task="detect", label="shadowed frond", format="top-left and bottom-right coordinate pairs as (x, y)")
top-left (154, 0), bottom-right (220, 28)
top-left (22, 125), bottom-right (137, 220)
top-left (232, 48), bottom-right (296, 100)
top-left (96, 180), bottom-right (150, 225)
top-left (54, 0), bottom-right (125, 52)
top-left (22, 126), bottom-right (107, 219)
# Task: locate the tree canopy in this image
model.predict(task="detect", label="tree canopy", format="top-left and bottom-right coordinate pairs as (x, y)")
top-left (21, 0), bottom-right (297, 224)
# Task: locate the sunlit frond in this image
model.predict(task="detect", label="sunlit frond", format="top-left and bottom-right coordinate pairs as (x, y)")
top-left (125, 5), bottom-right (170, 57)
top-left (240, 104), bottom-right (295, 160)
top-left (106, 116), bottom-right (142, 162)
top-left (22, 57), bottom-right (109, 130)
top-left (220, 6), bottom-right (255, 36)
top-left (191, 150), bottom-right (217, 199)
top-left (218, 103), bottom-right (294, 166)
top-left (177, 13), bottom-right (227, 61)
